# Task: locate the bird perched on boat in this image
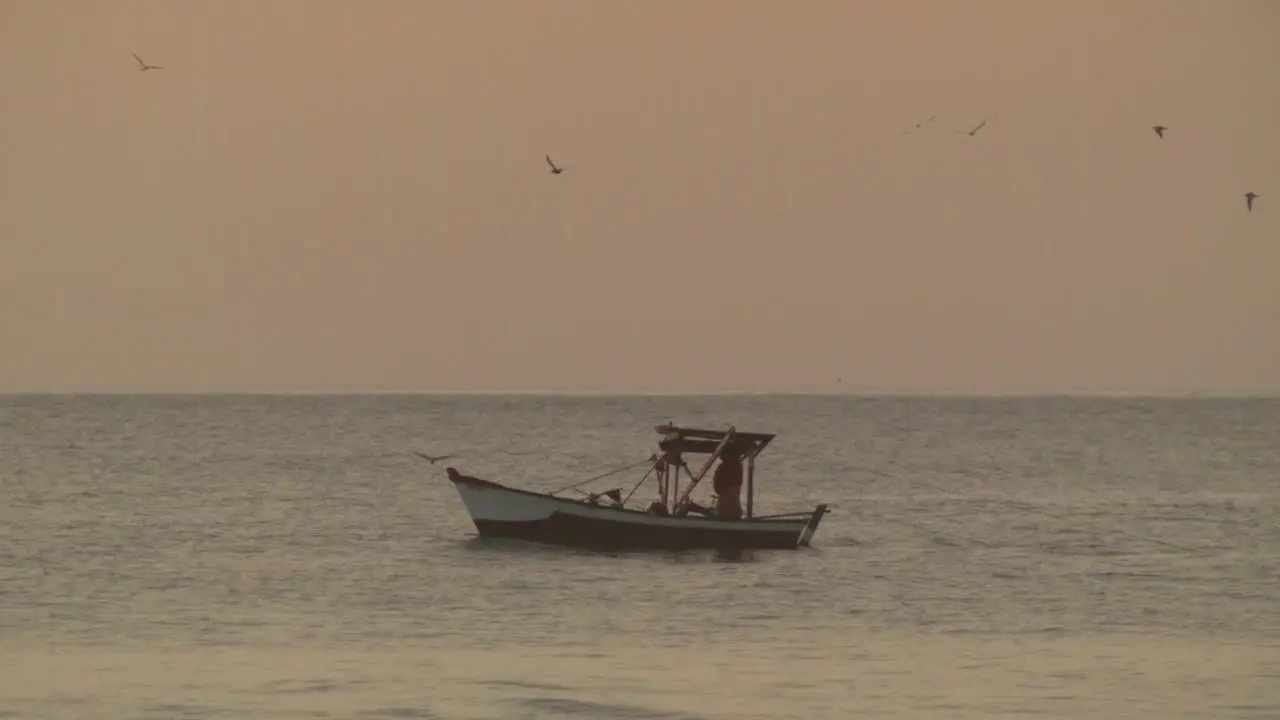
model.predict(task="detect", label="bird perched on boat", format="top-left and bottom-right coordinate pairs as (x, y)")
top-left (585, 489), bottom-right (623, 506)
top-left (545, 155), bottom-right (565, 174)
top-left (412, 451), bottom-right (454, 464)
top-left (1245, 192), bottom-right (1259, 212)
top-left (1152, 125), bottom-right (1167, 139)
top-left (133, 53), bottom-right (163, 72)
top-left (956, 119), bottom-right (987, 137)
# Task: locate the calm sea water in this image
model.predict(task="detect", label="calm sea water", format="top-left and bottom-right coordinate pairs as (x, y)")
top-left (1, 394), bottom-right (1277, 719)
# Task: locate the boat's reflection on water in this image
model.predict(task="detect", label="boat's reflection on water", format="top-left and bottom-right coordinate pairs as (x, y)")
top-left (460, 536), bottom-right (760, 563)
top-left (661, 548), bottom-right (761, 564)
top-left (709, 548), bottom-right (758, 564)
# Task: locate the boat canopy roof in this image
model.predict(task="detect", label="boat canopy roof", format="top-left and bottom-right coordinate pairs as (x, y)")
top-left (654, 424), bottom-right (775, 456)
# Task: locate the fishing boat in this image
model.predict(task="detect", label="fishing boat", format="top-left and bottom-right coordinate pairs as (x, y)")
top-left (443, 423), bottom-right (829, 550)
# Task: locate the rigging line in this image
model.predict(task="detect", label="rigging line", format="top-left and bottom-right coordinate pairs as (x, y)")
top-left (549, 455), bottom-right (656, 496)
top-left (620, 465), bottom-right (657, 507)
top-left (851, 462), bottom-right (1209, 554)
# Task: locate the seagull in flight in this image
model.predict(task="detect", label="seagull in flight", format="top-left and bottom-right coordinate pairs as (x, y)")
top-left (1152, 125), bottom-right (1168, 139)
top-left (956, 119), bottom-right (987, 137)
top-left (412, 451), bottom-right (455, 465)
top-left (545, 155), bottom-right (565, 174)
top-left (901, 115), bottom-right (938, 135)
top-left (133, 53), bottom-right (163, 72)
top-left (1245, 192), bottom-right (1259, 212)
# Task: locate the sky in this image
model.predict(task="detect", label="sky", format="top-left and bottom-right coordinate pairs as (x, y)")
top-left (1, 0), bottom-right (1277, 394)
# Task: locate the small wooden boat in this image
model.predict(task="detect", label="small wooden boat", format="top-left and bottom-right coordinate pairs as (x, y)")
top-left (444, 423), bottom-right (829, 550)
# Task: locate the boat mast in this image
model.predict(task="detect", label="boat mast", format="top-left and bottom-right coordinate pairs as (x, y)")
top-left (674, 427), bottom-right (734, 508)
top-left (657, 460), bottom-right (668, 511)
top-left (669, 462), bottom-right (680, 515)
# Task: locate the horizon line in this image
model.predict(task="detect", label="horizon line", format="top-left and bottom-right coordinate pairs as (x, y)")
top-left (1, 389), bottom-right (1278, 399)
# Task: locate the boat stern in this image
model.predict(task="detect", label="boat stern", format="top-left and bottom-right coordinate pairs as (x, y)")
top-left (796, 503), bottom-right (829, 547)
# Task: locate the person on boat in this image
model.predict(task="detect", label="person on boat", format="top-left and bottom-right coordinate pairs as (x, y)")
top-left (712, 450), bottom-right (744, 519)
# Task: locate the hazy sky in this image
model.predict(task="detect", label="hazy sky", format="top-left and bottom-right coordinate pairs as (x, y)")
top-left (2, 0), bottom-right (1277, 394)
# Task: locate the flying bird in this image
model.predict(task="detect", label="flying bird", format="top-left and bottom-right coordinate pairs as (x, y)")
top-left (1152, 125), bottom-right (1167, 139)
top-left (901, 115), bottom-right (938, 135)
top-left (545, 155), bottom-right (565, 174)
top-left (133, 53), bottom-right (163, 71)
top-left (1245, 192), bottom-right (1259, 212)
top-left (412, 451), bottom-right (455, 465)
top-left (956, 119), bottom-right (987, 137)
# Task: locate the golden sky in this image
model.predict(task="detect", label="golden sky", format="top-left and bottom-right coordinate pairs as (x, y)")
top-left (2, 0), bottom-right (1277, 393)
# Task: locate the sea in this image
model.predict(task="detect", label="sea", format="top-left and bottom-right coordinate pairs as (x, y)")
top-left (1, 393), bottom-right (1277, 719)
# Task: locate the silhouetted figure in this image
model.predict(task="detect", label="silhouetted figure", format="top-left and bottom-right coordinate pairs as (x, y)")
top-left (1245, 192), bottom-right (1259, 212)
top-left (712, 452), bottom-right (744, 520)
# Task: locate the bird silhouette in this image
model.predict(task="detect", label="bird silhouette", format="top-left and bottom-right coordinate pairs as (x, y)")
top-left (546, 155), bottom-right (565, 174)
top-left (133, 53), bottom-right (163, 71)
top-left (412, 451), bottom-right (455, 465)
top-left (901, 115), bottom-right (937, 135)
top-left (956, 119), bottom-right (987, 137)
top-left (1152, 125), bottom-right (1167, 139)
top-left (1245, 192), bottom-right (1259, 212)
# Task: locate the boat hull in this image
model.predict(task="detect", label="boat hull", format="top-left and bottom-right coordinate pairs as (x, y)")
top-left (446, 468), bottom-right (827, 550)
